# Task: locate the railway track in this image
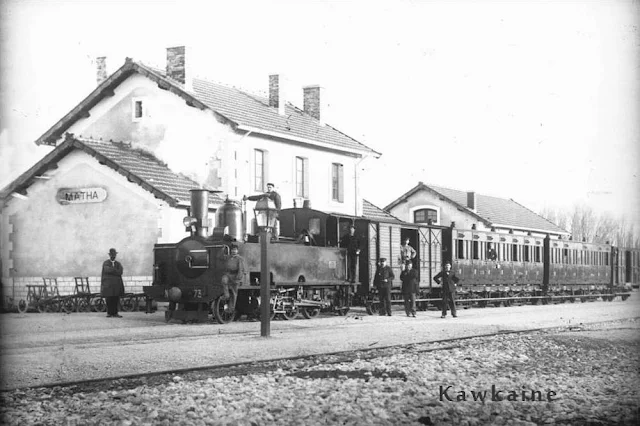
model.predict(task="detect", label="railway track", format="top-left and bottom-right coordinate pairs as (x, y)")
top-left (3, 320), bottom-right (636, 393)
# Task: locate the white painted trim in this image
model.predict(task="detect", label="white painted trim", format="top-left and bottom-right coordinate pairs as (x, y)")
top-left (409, 204), bottom-right (440, 225)
top-left (237, 124), bottom-right (374, 157)
top-left (491, 223), bottom-right (570, 236)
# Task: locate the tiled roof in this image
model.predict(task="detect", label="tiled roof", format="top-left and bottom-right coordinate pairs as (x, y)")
top-left (362, 199), bottom-right (404, 224)
top-left (34, 59), bottom-right (379, 158)
top-left (191, 78), bottom-right (377, 155)
top-left (386, 182), bottom-right (569, 235)
top-left (1, 135), bottom-right (222, 207)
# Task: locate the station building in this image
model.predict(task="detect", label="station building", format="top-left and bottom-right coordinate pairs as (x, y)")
top-left (0, 46), bottom-right (379, 303)
top-left (385, 181), bottom-right (570, 239)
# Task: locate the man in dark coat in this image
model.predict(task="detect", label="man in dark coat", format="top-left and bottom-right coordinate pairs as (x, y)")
top-left (433, 261), bottom-right (459, 318)
top-left (223, 244), bottom-right (246, 313)
top-left (375, 258), bottom-right (394, 316)
top-left (101, 248), bottom-right (125, 318)
top-left (400, 261), bottom-right (419, 317)
top-left (340, 224), bottom-right (361, 283)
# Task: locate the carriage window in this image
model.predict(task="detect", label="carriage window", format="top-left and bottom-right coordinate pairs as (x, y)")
top-left (472, 241), bottom-right (479, 260)
top-left (457, 239), bottom-right (465, 259)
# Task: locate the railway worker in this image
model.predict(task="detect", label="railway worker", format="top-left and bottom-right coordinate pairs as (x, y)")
top-left (487, 243), bottom-right (498, 261)
top-left (340, 224), bottom-right (361, 283)
top-left (245, 183), bottom-right (282, 239)
top-left (101, 248), bottom-right (125, 318)
top-left (400, 261), bottom-right (419, 317)
top-left (375, 258), bottom-right (395, 316)
top-left (296, 228), bottom-right (316, 246)
top-left (223, 244), bottom-right (246, 314)
top-left (399, 237), bottom-right (417, 266)
top-left (433, 261), bottom-right (459, 318)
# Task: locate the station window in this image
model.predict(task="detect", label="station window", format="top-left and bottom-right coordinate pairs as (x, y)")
top-left (512, 244), bottom-right (519, 262)
top-left (414, 208), bottom-right (438, 224)
top-left (254, 149), bottom-right (265, 191)
top-left (535, 246), bottom-right (541, 263)
top-left (524, 245), bottom-right (531, 262)
top-left (457, 239), bottom-right (465, 259)
top-left (472, 241), bottom-right (479, 260)
top-left (605, 252), bottom-right (609, 266)
top-left (331, 163), bottom-right (344, 202)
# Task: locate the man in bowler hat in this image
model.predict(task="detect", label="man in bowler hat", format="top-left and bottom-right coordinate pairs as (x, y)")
top-left (375, 258), bottom-right (394, 316)
top-left (101, 248), bottom-right (125, 318)
top-left (433, 261), bottom-right (459, 318)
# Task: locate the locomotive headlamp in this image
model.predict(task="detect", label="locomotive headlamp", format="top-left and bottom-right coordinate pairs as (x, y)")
top-left (253, 197), bottom-right (278, 231)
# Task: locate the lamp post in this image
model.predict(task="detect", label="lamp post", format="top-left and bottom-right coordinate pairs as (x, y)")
top-left (253, 197), bottom-right (278, 337)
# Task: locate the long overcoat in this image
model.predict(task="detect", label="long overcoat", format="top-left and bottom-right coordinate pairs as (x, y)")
top-left (401, 268), bottom-right (419, 294)
top-left (101, 259), bottom-right (125, 297)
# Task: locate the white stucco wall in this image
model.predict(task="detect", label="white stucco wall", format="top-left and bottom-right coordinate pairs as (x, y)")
top-left (388, 188), bottom-right (487, 231)
top-left (62, 74), bottom-right (364, 218)
top-left (0, 150), bottom-right (189, 300)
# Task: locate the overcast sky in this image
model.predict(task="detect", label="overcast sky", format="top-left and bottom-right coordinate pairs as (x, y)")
top-left (1, 0), bottom-right (639, 226)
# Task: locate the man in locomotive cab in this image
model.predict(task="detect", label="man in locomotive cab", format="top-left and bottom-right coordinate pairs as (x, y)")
top-left (340, 224), bottom-right (361, 283)
top-left (245, 182), bottom-right (282, 239)
top-left (433, 261), bottom-right (460, 318)
top-left (376, 258), bottom-right (395, 316)
top-left (223, 244), bottom-right (246, 314)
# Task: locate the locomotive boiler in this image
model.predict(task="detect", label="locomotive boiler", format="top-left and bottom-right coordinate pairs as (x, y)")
top-left (143, 189), bottom-right (355, 323)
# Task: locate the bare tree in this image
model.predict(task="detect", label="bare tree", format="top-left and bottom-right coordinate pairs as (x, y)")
top-left (539, 204), bottom-right (639, 248)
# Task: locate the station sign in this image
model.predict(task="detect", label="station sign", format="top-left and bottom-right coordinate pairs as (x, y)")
top-left (56, 187), bottom-right (108, 205)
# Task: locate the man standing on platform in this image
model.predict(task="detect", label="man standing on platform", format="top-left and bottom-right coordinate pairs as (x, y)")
top-left (340, 224), bottom-right (361, 283)
top-left (433, 261), bottom-right (459, 318)
top-left (401, 261), bottom-right (419, 317)
top-left (375, 258), bottom-right (394, 316)
top-left (223, 244), bottom-right (246, 314)
top-left (101, 248), bottom-right (125, 318)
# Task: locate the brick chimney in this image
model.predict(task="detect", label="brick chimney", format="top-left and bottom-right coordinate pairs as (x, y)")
top-left (467, 191), bottom-right (477, 212)
top-left (269, 74), bottom-right (286, 115)
top-left (303, 85), bottom-right (324, 125)
top-left (96, 56), bottom-right (107, 86)
top-left (166, 46), bottom-right (186, 84)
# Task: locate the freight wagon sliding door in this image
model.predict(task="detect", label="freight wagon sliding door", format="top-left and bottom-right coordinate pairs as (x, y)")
top-left (419, 227), bottom-right (442, 289)
top-left (379, 223), bottom-right (402, 287)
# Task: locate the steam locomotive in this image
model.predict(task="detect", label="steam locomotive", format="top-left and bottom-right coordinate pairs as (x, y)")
top-left (144, 189), bottom-right (637, 323)
top-left (143, 189), bottom-right (355, 323)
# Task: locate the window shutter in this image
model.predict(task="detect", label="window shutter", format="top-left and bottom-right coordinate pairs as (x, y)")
top-left (303, 158), bottom-right (310, 198)
top-left (338, 164), bottom-right (344, 202)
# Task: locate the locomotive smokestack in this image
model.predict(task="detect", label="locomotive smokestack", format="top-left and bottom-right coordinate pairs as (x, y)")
top-left (190, 189), bottom-right (210, 238)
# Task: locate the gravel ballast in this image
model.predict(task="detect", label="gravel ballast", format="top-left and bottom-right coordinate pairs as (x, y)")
top-left (1, 321), bottom-right (638, 425)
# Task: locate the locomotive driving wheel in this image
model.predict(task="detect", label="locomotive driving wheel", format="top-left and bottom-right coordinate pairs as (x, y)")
top-left (213, 297), bottom-right (236, 324)
top-left (301, 307), bottom-right (321, 319)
